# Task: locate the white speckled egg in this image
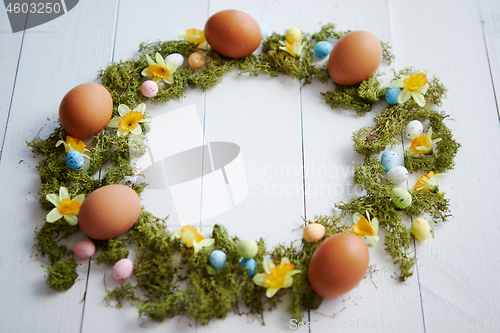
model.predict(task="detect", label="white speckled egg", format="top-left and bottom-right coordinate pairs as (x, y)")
top-left (165, 53), bottom-right (184, 68)
top-left (386, 165), bottom-right (409, 184)
top-left (405, 120), bottom-right (423, 139)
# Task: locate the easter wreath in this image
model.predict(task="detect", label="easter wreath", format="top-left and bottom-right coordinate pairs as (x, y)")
top-left (28, 17), bottom-right (459, 325)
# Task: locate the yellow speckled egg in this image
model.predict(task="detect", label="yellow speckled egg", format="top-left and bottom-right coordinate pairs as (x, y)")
top-left (286, 27), bottom-right (302, 43)
top-left (204, 9), bottom-right (261, 58)
top-left (303, 223), bottom-right (326, 242)
top-left (411, 218), bottom-right (430, 241)
top-left (78, 184), bottom-right (141, 240)
top-left (188, 52), bottom-right (205, 69)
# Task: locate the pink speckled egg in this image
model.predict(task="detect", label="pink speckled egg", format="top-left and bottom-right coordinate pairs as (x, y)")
top-left (112, 258), bottom-right (134, 281)
top-left (141, 80), bottom-right (158, 97)
top-left (73, 240), bottom-right (96, 259)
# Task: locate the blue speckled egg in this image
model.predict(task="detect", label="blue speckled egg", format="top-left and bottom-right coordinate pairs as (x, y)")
top-left (381, 150), bottom-right (398, 172)
top-left (241, 258), bottom-right (257, 277)
top-left (314, 41), bottom-right (333, 59)
top-left (259, 23), bottom-right (269, 40)
top-left (385, 87), bottom-right (400, 105)
top-left (66, 150), bottom-right (84, 170)
top-left (209, 250), bottom-right (226, 270)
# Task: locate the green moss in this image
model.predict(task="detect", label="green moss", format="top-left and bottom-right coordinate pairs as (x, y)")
top-left (321, 74), bottom-right (385, 115)
top-left (95, 238), bottom-right (130, 265)
top-left (45, 258), bottom-right (78, 291)
top-left (35, 221), bottom-right (79, 264)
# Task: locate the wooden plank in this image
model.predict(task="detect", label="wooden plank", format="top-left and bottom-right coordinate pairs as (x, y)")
top-left (0, 8), bottom-right (25, 153)
top-left (390, 0), bottom-right (500, 332)
top-left (299, 1), bottom-right (424, 332)
top-left (80, 0), bottom-right (206, 332)
top-left (479, 0), bottom-right (500, 117)
top-left (0, 1), bottom-right (119, 332)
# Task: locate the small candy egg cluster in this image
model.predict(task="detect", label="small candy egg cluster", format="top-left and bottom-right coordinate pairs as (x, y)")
top-left (208, 239), bottom-right (259, 277)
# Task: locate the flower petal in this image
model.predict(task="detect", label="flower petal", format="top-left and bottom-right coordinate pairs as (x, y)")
top-left (145, 54), bottom-right (156, 66)
top-left (129, 124), bottom-right (143, 135)
top-left (263, 259), bottom-right (275, 275)
top-left (166, 62), bottom-right (178, 74)
top-left (73, 194), bottom-right (85, 205)
top-left (266, 288), bottom-right (280, 298)
top-left (352, 212), bottom-right (363, 224)
top-left (118, 104), bottom-right (131, 117)
top-left (64, 215), bottom-right (78, 226)
top-left (397, 88), bottom-right (412, 104)
top-left (253, 273), bottom-right (267, 287)
top-left (412, 93), bottom-right (426, 107)
top-left (156, 53), bottom-right (166, 67)
top-left (46, 208), bottom-right (62, 223)
top-left (108, 117), bottom-right (122, 128)
top-left (141, 68), bottom-right (152, 77)
top-left (46, 193), bottom-right (60, 206)
top-left (134, 103), bottom-right (146, 114)
top-left (59, 187), bottom-right (70, 200)
top-left (366, 235), bottom-right (379, 247)
top-left (388, 78), bottom-right (405, 88)
top-left (281, 257), bottom-right (290, 265)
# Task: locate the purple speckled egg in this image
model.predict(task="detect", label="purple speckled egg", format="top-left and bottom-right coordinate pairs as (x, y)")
top-left (141, 80), bottom-right (158, 98)
top-left (112, 258), bottom-right (134, 281)
top-left (73, 240), bottom-right (96, 259)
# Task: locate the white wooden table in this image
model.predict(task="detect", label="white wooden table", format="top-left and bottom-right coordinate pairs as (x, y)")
top-left (1, 0), bottom-right (499, 332)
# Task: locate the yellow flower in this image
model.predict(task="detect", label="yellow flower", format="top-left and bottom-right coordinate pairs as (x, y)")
top-left (178, 28), bottom-right (206, 46)
top-left (141, 53), bottom-right (178, 84)
top-left (46, 187), bottom-right (85, 226)
top-left (279, 39), bottom-right (306, 59)
top-left (253, 257), bottom-right (301, 298)
top-left (171, 225), bottom-right (214, 253)
top-left (352, 211), bottom-right (379, 246)
top-left (55, 135), bottom-right (91, 159)
top-left (389, 70), bottom-right (429, 107)
top-left (405, 127), bottom-right (442, 156)
top-left (414, 171), bottom-right (446, 193)
top-left (108, 103), bottom-right (151, 136)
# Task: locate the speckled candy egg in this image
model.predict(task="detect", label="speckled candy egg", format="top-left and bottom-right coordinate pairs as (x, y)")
top-left (112, 258), bottom-right (134, 281)
top-left (405, 120), bottom-right (424, 139)
top-left (241, 258), bottom-right (257, 277)
top-left (209, 250), bottom-right (227, 270)
top-left (391, 188), bottom-right (412, 209)
top-left (411, 218), bottom-right (430, 241)
top-left (140, 80), bottom-right (158, 98)
top-left (236, 240), bottom-right (258, 259)
top-left (385, 87), bottom-right (400, 105)
top-left (259, 23), bottom-right (269, 40)
top-left (66, 150), bottom-right (84, 170)
top-left (285, 27), bottom-right (302, 43)
top-left (204, 9), bottom-right (261, 58)
top-left (188, 52), bottom-right (205, 70)
top-left (314, 41), bottom-right (333, 59)
top-left (381, 150), bottom-right (399, 172)
top-left (73, 240), bottom-right (95, 259)
top-left (165, 53), bottom-right (184, 68)
top-left (386, 166), bottom-right (409, 184)
top-left (303, 223), bottom-right (326, 242)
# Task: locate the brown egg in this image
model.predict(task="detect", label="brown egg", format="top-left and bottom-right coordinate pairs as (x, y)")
top-left (308, 232), bottom-right (369, 298)
top-left (59, 82), bottom-right (113, 138)
top-left (78, 184), bottom-right (141, 240)
top-left (188, 52), bottom-right (205, 69)
top-left (328, 31), bottom-right (383, 86)
top-left (204, 9), bottom-right (261, 58)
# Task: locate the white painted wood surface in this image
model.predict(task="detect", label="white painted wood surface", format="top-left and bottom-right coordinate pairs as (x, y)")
top-left (0, 0), bottom-right (499, 332)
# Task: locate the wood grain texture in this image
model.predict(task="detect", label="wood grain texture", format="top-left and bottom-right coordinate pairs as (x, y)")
top-left (390, 0), bottom-right (500, 332)
top-left (0, 7), bottom-right (24, 154)
top-left (0, 1), bottom-right (118, 332)
top-left (479, 0), bottom-right (500, 117)
top-left (1, 0), bottom-right (499, 332)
